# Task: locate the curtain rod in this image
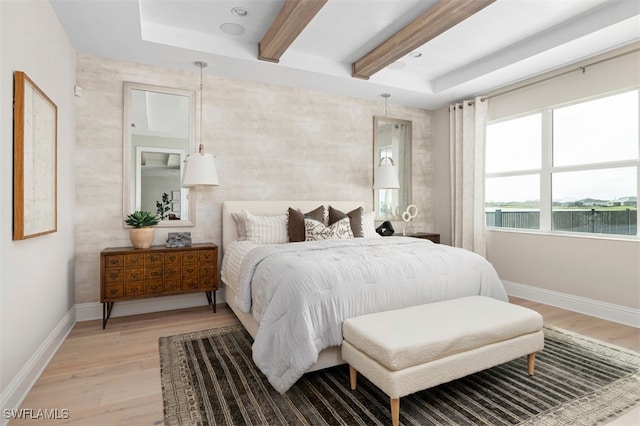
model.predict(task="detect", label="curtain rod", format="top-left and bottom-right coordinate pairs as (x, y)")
top-left (478, 47), bottom-right (639, 103)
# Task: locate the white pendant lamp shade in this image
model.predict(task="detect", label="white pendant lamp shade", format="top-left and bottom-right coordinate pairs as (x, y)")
top-left (373, 157), bottom-right (400, 189)
top-left (182, 148), bottom-right (219, 187)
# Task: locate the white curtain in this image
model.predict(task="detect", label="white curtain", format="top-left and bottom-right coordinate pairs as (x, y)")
top-left (449, 97), bottom-right (488, 256)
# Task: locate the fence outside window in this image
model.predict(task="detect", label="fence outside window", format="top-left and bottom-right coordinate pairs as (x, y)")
top-left (486, 209), bottom-right (637, 236)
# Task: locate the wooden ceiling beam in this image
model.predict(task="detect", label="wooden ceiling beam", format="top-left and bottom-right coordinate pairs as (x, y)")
top-left (352, 0), bottom-right (496, 80)
top-left (258, 0), bottom-right (328, 63)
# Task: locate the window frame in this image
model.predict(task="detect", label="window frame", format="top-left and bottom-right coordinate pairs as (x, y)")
top-left (485, 89), bottom-right (639, 239)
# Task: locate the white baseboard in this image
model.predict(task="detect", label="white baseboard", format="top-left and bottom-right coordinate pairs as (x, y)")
top-left (0, 307), bottom-right (75, 426)
top-left (503, 280), bottom-right (640, 328)
top-left (75, 292), bottom-right (214, 322)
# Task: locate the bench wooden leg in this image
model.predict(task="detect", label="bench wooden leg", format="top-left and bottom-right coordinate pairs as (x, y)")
top-left (349, 365), bottom-right (357, 390)
top-left (528, 353), bottom-right (536, 375)
top-left (390, 397), bottom-right (400, 426)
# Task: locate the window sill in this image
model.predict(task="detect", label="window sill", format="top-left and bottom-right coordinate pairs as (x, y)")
top-left (485, 227), bottom-right (639, 243)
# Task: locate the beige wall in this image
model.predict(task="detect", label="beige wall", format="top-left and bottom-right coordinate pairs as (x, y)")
top-left (74, 55), bottom-right (432, 305)
top-left (486, 231), bottom-right (640, 308)
top-left (431, 44), bottom-right (640, 313)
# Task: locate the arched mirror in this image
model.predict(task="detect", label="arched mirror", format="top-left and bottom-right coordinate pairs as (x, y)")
top-left (373, 116), bottom-right (412, 220)
top-left (123, 82), bottom-right (196, 227)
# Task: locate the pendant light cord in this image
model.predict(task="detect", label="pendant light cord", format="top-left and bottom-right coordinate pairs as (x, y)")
top-left (194, 61), bottom-right (208, 155)
top-left (381, 93), bottom-right (391, 116)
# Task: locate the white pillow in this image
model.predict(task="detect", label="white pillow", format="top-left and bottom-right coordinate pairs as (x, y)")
top-left (305, 217), bottom-right (354, 241)
top-left (243, 210), bottom-right (288, 244)
top-left (362, 211), bottom-right (382, 238)
top-left (231, 212), bottom-right (247, 241)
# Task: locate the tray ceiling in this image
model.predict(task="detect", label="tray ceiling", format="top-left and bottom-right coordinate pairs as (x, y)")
top-left (51, 0), bottom-right (639, 109)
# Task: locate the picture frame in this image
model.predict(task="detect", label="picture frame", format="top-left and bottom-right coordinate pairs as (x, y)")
top-left (13, 71), bottom-right (57, 240)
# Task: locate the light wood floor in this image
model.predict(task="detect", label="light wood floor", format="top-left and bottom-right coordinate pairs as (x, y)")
top-left (10, 297), bottom-right (639, 425)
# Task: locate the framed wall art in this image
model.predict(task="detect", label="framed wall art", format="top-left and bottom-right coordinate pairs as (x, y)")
top-left (13, 71), bottom-right (58, 240)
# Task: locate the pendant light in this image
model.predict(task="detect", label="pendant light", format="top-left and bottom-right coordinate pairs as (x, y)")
top-left (373, 157), bottom-right (400, 189)
top-left (182, 61), bottom-right (219, 187)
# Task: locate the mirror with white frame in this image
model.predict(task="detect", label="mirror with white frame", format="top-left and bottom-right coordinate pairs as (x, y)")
top-left (373, 116), bottom-right (412, 220)
top-left (123, 82), bottom-right (196, 227)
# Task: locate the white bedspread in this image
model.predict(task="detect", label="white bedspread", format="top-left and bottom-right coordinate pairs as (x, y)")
top-left (232, 237), bottom-right (507, 393)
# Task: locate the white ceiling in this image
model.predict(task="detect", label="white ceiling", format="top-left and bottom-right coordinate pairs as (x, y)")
top-left (50, 0), bottom-right (640, 109)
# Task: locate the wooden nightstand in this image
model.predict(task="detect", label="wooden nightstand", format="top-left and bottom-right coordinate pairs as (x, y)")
top-left (402, 232), bottom-right (440, 244)
top-left (100, 243), bottom-right (218, 328)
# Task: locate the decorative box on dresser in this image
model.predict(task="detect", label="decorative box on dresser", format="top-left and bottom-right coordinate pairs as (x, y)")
top-left (100, 243), bottom-right (218, 328)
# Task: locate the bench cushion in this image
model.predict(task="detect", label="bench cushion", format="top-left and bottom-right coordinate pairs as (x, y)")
top-left (342, 296), bottom-right (543, 371)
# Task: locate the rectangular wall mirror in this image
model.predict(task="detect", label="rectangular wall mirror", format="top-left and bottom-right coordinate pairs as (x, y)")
top-left (123, 82), bottom-right (196, 227)
top-left (374, 116), bottom-right (412, 220)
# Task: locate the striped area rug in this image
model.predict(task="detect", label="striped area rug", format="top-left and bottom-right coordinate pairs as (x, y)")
top-left (159, 325), bottom-right (639, 425)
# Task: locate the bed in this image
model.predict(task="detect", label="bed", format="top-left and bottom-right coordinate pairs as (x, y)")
top-left (220, 200), bottom-right (508, 394)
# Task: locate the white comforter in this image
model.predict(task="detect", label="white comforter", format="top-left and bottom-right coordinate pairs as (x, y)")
top-left (232, 237), bottom-right (507, 393)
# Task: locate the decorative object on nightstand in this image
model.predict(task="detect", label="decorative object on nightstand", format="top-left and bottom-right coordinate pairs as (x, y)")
top-left (100, 242), bottom-right (218, 328)
top-left (401, 204), bottom-right (418, 235)
top-left (376, 221), bottom-right (395, 236)
top-left (125, 211), bottom-right (159, 249)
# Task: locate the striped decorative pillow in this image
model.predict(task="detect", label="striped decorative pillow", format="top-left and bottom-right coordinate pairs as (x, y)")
top-left (243, 210), bottom-right (288, 244)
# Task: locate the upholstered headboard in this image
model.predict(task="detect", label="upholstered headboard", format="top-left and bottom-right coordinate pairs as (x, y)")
top-left (221, 201), bottom-right (365, 249)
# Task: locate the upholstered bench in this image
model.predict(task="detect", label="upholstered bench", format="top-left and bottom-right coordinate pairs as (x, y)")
top-left (341, 296), bottom-right (544, 426)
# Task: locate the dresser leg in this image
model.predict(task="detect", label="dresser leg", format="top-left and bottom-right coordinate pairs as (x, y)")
top-left (205, 291), bottom-right (216, 313)
top-left (102, 302), bottom-right (114, 329)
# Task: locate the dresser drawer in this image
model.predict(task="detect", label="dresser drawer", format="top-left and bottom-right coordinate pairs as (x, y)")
top-left (199, 275), bottom-right (217, 289)
top-left (125, 254), bottom-right (145, 267)
top-left (145, 280), bottom-right (163, 294)
top-left (125, 283), bottom-right (144, 297)
top-left (164, 266), bottom-right (180, 280)
top-left (199, 265), bottom-right (215, 278)
top-left (183, 278), bottom-right (199, 290)
top-left (165, 251), bottom-right (181, 265)
top-left (104, 268), bottom-right (124, 284)
top-left (182, 252), bottom-right (198, 264)
top-left (199, 250), bottom-right (216, 263)
top-left (145, 253), bottom-right (164, 266)
top-left (104, 255), bottom-right (124, 269)
top-left (104, 284), bottom-right (124, 299)
top-left (182, 264), bottom-right (198, 278)
top-left (125, 267), bottom-right (144, 282)
top-left (165, 280), bottom-right (181, 292)
top-left (146, 266), bottom-right (163, 280)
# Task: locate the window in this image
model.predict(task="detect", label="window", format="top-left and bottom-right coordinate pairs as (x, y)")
top-left (485, 89), bottom-right (639, 237)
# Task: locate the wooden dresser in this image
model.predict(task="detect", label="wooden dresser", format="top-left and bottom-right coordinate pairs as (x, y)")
top-left (100, 243), bottom-right (218, 328)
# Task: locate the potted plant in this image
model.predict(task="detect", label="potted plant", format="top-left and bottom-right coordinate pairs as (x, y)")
top-left (125, 211), bottom-right (159, 249)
